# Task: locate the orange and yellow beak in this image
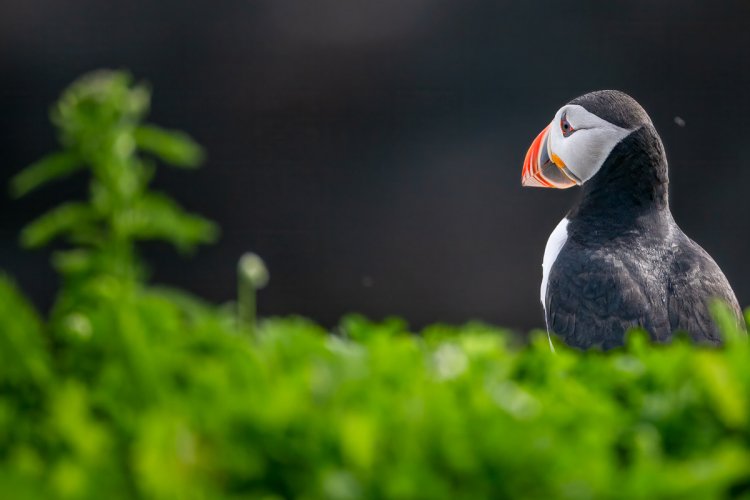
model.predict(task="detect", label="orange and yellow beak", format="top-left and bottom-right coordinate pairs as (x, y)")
top-left (521, 124), bottom-right (579, 189)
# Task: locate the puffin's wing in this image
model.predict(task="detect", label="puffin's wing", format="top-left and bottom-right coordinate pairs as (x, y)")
top-left (545, 244), bottom-right (659, 350)
top-left (667, 237), bottom-right (744, 343)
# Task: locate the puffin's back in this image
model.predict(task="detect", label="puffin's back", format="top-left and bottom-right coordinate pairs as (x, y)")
top-left (666, 232), bottom-right (744, 342)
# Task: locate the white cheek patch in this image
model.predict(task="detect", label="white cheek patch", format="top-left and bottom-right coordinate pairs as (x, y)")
top-left (547, 105), bottom-right (632, 184)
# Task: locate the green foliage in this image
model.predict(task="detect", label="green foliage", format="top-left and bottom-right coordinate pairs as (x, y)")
top-left (2, 71), bottom-right (750, 499)
top-left (2, 299), bottom-right (750, 499)
top-left (10, 70), bottom-right (217, 286)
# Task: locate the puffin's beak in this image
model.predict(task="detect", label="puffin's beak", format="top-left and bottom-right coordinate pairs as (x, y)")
top-left (521, 124), bottom-right (578, 189)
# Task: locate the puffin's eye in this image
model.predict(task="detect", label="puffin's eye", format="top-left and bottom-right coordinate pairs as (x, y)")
top-left (561, 112), bottom-right (575, 137)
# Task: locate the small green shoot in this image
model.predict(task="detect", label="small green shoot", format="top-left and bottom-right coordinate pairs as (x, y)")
top-left (237, 252), bottom-right (269, 336)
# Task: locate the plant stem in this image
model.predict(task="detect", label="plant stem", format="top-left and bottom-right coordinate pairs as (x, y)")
top-left (237, 253), bottom-right (268, 336)
top-left (238, 276), bottom-right (256, 335)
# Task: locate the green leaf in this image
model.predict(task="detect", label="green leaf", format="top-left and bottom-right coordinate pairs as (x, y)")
top-left (694, 351), bottom-right (747, 428)
top-left (0, 273), bottom-right (49, 384)
top-left (20, 202), bottom-right (98, 248)
top-left (51, 249), bottom-right (95, 275)
top-left (10, 152), bottom-right (82, 198)
top-left (710, 299), bottom-right (747, 346)
top-left (134, 125), bottom-right (204, 168)
top-left (117, 193), bottom-right (218, 251)
top-left (145, 285), bottom-right (216, 317)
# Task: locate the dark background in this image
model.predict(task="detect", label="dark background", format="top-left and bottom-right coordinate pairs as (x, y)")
top-left (2, 1), bottom-right (749, 331)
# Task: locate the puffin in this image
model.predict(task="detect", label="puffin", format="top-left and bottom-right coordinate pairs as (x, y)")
top-left (521, 90), bottom-right (743, 350)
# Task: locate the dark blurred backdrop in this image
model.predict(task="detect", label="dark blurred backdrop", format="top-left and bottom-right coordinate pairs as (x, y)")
top-left (2, 1), bottom-right (749, 331)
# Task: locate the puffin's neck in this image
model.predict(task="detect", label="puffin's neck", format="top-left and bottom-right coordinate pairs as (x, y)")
top-left (568, 125), bottom-right (670, 226)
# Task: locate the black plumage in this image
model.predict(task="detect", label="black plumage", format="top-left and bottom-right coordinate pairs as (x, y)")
top-left (545, 91), bottom-right (743, 349)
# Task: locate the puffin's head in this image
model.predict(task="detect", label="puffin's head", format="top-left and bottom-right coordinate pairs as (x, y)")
top-left (522, 90), bottom-right (653, 188)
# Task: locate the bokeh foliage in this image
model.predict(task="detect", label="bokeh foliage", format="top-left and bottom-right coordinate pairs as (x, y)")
top-left (1, 71), bottom-right (750, 499)
top-left (10, 70), bottom-right (216, 285)
top-left (2, 280), bottom-right (750, 499)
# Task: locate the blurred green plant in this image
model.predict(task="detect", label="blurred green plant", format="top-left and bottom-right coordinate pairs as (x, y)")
top-left (2, 71), bottom-right (750, 500)
top-left (10, 70), bottom-right (217, 290)
top-left (237, 252), bottom-right (269, 336)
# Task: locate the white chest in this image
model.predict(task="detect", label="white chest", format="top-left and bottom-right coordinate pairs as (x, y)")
top-left (541, 218), bottom-right (569, 310)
